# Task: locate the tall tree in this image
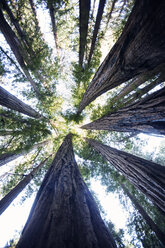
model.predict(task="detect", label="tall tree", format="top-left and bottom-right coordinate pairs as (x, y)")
top-left (121, 183), bottom-right (165, 245)
top-left (0, 156), bottom-right (50, 215)
top-left (86, 138), bottom-right (165, 214)
top-left (16, 134), bottom-right (117, 248)
top-left (88, 0), bottom-right (106, 66)
top-left (79, 0), bottom-right (90, 67)
top-left (0, 8), bottom-right (40, 97)
top-left (78, 0), bottom-right (165, 113)
top-left (0, 86), bottom-right (42, 119)
top-left (82, 87), bottom-right (165, 136)
top-left (0, 140), bottom-right (48, 167)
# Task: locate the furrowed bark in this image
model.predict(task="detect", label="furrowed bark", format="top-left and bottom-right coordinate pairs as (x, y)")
top-left (82, 87), bottom-right (165, 136)
top-left (0, 86), bottom-right (42, 118)
top-left (121, 184), bottom-right (165, 245)
top-left (0, 9), bottom-right (41, 97)
top-left (88, 0), bottom-right (106, 66)
top-left (78, 0), bottom-right (165, 113)
top-left (0, 140), bottom-right (48, 167)
top-left (86, 138), bottom-right (165, 214)
top-left (79, 0), bottom-right (90, 67)
top-left (16, 134), bottom-right (117, 248)
top-left (0, 156), bottom-right (50, 215)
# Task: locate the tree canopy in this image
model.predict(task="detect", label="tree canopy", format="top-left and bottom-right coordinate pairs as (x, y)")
top-left (0, 0), bottom-right (165, 247)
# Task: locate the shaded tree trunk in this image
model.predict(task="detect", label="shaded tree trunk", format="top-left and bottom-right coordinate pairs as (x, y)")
top-left (88, 0), bottom-right (106, 66)
top-left (0, 9), bottom-right (41, 97)
top-left (16, 134), bottom-right (117, 248)
top-left (105, 0), bottom-right (117, 28)
top-left (82, 87), bottom-right (165, 136)
top-left (0, 86), bottom-right (42, 118)
top-left (78, 0), bottom-right (165, 113)
top-left (49, 4), bottom-right (60, 55)
top-left (79, 0), bottom-right (90, 67)
top-left (121, 183), bottom-right (165, 245)
top-left (86, 138), bottom-right (165, 214)
top-left (0, 140), bottom-right (48, 167)
top-left (0, 156), bottom-right (50, 215)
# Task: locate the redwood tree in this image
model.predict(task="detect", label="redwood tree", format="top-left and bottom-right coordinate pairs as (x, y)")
top-left (82, 87), bottom-right (165, 136)
top-left (0, 156), bottom-right (50, 215)
top-left (16, 134), bottom-right (117, 248)
top-left (121, 184), bottom-right (165, 245)
top-left (0, 86), bottom-right (42, 119)
top-left (78, 0), bottom-right (165, 113)
top-left (86, 138), bottom-right (165, 214)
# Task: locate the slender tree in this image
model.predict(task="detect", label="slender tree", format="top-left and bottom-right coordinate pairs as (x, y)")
top-left (0, 86), bottom-right (42, 119)
top-left (48, 2), bottom-right (59, 53)
top-left (121, 184), bottom-right (165, 245)
top-left (0, 140), bottom-right (48, 167)
top-left (78, 0), bottom-right (165, 113)
top-left (82, 87), bottom-right (165, 136)
top-left (79, 0), bottom-right (90, 67)
top-left (0, 156), bottom-right (50, 215)
top-left (86, 138), bottom-right (165, 214)
top-left (88, 0), bottom-right (106, 66)
top-left (0, 8), bottom-right (40, 97)
top-left (16, 134), bottom-right (117, 248)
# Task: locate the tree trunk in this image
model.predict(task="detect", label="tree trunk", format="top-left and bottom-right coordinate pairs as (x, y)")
top-left (0, 140), bottom-right (48, 167)
top-left (88, 0), bottom-right (106, 66)
top-left (79, 0), bottom-right (90, 67)
top-left (16, 134), bottom-right (117, 248)
top-left (0, 86), bottom-right (42, 118)
top-left (82, 87), bottom-right (165, 136)
top-left (121, 184), bottom-right (165, 245)
top-left (49, 4), bottom-right (60, 55)
top-left (0, 156), bottom-right (50, 215)
top-left (28, 0), bottom-right (40, 32)
top-left (78, 0), bottom-right (165, 113)
top-left (105, 0), bottom-right (117, 28)
top-left (86, 138), bottom-right (165, 214)
top-left (0, 9), bottom-right (41, 97)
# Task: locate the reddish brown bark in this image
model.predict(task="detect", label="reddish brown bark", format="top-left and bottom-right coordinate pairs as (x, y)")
top-left (82, 87), bottom-right (165, 136)
top-left (78, 0), bottom-right (165, 113)
top-left (16, 134), bottom-right (117, 248)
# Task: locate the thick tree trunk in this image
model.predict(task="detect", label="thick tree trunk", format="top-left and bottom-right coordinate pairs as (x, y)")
top-left (0, 157), bottom-right (49, 215)
top-left (0, 9), bottom-right (41, 97)
top-left (0, 140), bottom-right (48, 167)
top-left (121, 184), bottom-right (165, 245)
top-left (88, 0), bottom-right (106, 66)
top-left (79, 0), bottom-right (90, 67)
top-left (78, 0), bottom-right (165, 113)
top-left (86, 138), bottom-right (165, 214)
top-left (0, 86), bottom-right (42, 118)
top-left (82, 87), bottom-right (165, 136)
top-left (16, 134), bottom-right (117, 248)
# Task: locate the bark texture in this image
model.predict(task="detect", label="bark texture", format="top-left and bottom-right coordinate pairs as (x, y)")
top-left (79, 0), bottom-right (90, 67)
top-left (0, 86), bottom-right (42, 118)
top-left (121, 184), bottom-right (165, 245)
top-left (86, 138), bottom-right (165, 214)
top-left (0, 157), bottom-right (49, 215)
top-left (82, 87), bottom-right (165, 136)
top-left (16, 134), bottom-right (117, 248)
top-left (88, 0), bottom-right (106, 66)
top-left (78, 0), bottom-right (165, 113)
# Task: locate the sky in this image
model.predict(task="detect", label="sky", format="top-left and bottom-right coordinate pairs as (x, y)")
top-left (1, 1), bottom-right (165, 247)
